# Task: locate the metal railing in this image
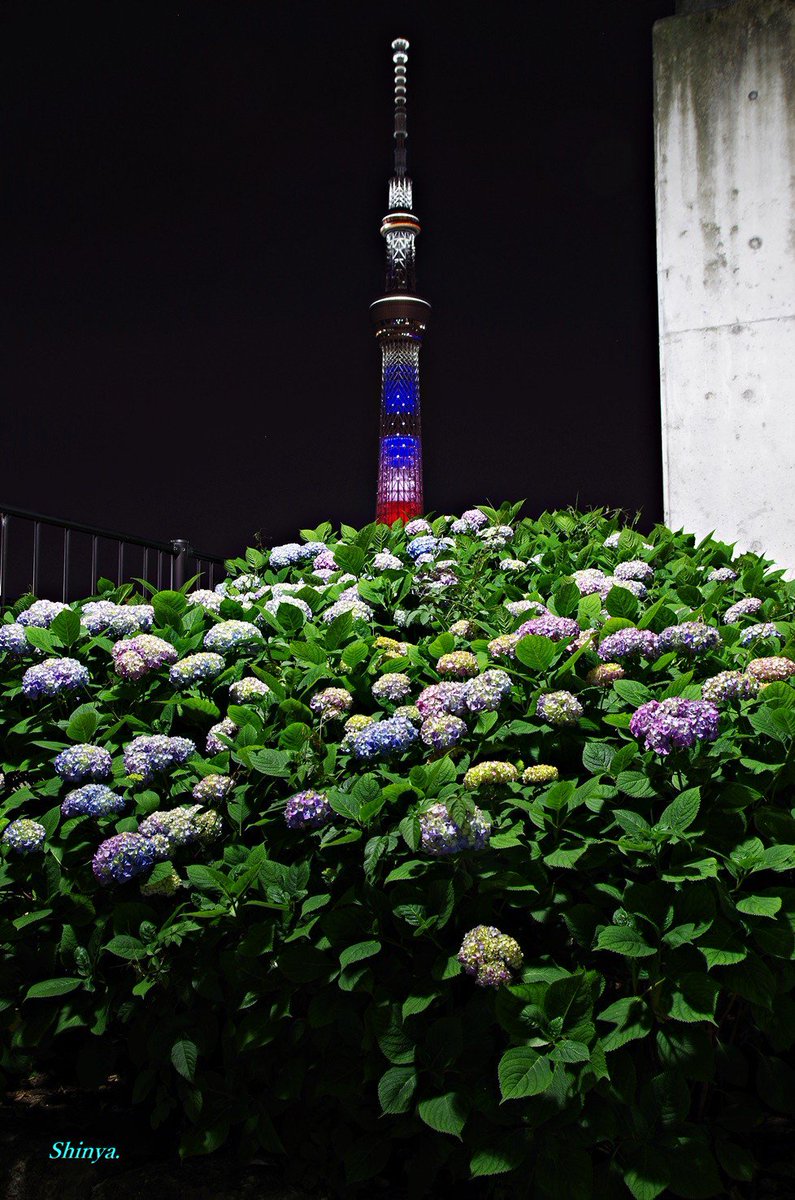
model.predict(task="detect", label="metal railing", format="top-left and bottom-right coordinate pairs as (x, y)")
top-left (0, 504), bottom-right (226, 609)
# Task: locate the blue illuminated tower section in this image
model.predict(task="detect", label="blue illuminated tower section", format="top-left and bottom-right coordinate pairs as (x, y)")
top-left (372, 37), bottom-right (430, 525)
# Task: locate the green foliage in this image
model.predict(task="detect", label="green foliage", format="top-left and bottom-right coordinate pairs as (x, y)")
top-left (1, 507), bottom-right (795, 1197)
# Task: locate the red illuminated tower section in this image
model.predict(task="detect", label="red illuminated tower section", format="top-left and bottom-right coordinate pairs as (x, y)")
top-left (372, 38), bottom-right (430, 525)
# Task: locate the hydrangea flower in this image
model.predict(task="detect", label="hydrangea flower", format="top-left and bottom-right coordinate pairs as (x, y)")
top-left (92, 832), bottom-right (169, 885)
top-left (419, 713), bottom-right (468, 750)
top-left (487, 633), bottom-right (521, 659)
top-left (504, 600), bottom-right (547, 618)
top-left (747, 656), bottom-right (795, 682)
top-left (192, 774), bottom-right (233, 804)
top-left (460, 509), bottom-right (488, 530)
top-left (203, 621), bottom-right (263, 654)
top-left (349, 715), bottom-right (418, 761)
top-left (186, 589), bottom-right (223, 613)
top-left (724, 597), bottom-right (763, 624)
top-left (373, 551), bottom-right (403, 571)
top-left (374, 635), bottom-right (411, 659)
top-left (569, 629), bottom-right (597, 654)
top-left (55, 744), bottom-right (113, 782)
top-left (17, 600), bottom-right (69, 628)
top-left (522, 764), bottom-right (559, 784)
top-left (312, 548), bottom-right (338, 572)
top-left (586, 663), bottom-right (626, 687)
top-left (22, 657), bottom-right (89, 698)
top-left (206, 719), bottom-right (238, 754)
top-left (437, 650), bottom-right (479, 679)
top-left (659, 622), bottom-right (722, 655)
top-left (536, 690), bottom-right (583, 726)
top-left (416, 681), bottom-right (468, 719)
top-left (140, 867), bottom-right (183, 897)
top-left (463, 668), bottom-right (512, 713)
top-left (193, 811), bottom-right (223, 843)
top-left (341, 713), bottom-right (375, 749)
top-left (265, 595), bottom-right (312, 621)
top-left (0, 623), bottom-right (29, 655)
top-left (407, 536), bottom-right (452, 561)
top-left (464, 761), bottom-right (518, 790)
top-left (394, 704), bottom-right (422, 725)
top-left (516, 614), bottom-right (579, 642)
top-left (215, 573), bottom-right (265, 598)
top-left (61, 784), bottom-right (126, 818)
top-left (310, 687), bottom-right (353, 718)
top-left (284, 789), bottom-right (332, 829)
top-left (168, 652), bottom-right (225, 688)
top-left (139, 805), bottom-right (209, 850)
top-left (614, 560), bottom-right (654, 583)
top-left (322, 597), bottom-right (374, 624)
top-left (114, 633), bottom-right (178, 677)
top-left (701, 671), bottom-right (760, 704)
top-left (610, 577), bottom-right (648, 600)
top-left (81, 601), bottom-right (154, 637)
top-left (228, 677), bottom-right (270, 703)
top-left (630, 698), bottom-right (719, 756)
top-left (269, 542), bottom-right (319, 569)
top-left (458, 925), bottom-right (523, 987)
top-left (419, 802), bottom-right (491, 855)
top-left (573, 569), bottom-right (611, 599)
top-left (2, 818), bottom-right (46, 854)
top-left (449, 618), bottom-right (476, 637)
top-left (708, 566), bottom-right (738, 582)
top-left (739, 623), bottom-right (782, 646)
top-left (123, 735), bottom-right (195, 780)
top-left (404, 518), bottom-right (433, 536)
top-left (598, 628), bottom-right (660, 662)
top-left (602, 532), bottom-right (622, 549)
top-left (499, 558), bottom-right (525, 571)
top-left (478, 525), bottom-right (513, 547)
top-left (372, 673), bottom-right (412, 703)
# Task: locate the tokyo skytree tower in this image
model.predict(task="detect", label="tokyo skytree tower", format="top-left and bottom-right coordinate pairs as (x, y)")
top-left (371, 38), bottom-right (430, 525)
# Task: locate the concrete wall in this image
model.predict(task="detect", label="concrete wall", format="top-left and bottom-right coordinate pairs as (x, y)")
top-left (654, 0), bottom-right (795, 569)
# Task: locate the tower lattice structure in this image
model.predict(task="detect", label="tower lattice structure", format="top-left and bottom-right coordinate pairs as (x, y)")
top-left (372, 38), bottom-right (430, 526)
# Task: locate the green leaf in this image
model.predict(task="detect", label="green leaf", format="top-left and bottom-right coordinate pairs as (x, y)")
top-left (339, 940), bottom-right (381, 968)
top-left (428, 632), bottom-right (455, 657)
top-left (417, 1092), bottom-right (468, 1138)
top-left (617, 771), bottom-right (657, 799)
top-left (334, 544), bottom-right (366, 575)
top-left (248, 749), bottom-right (291, 777)
top-left (498, 1047), bottom-right (554, 1100)
top-left (736, 893), bottom-right (781, 918)
top-left (290, 640), bottom-right (327, 665)
top-left (599, 997), bottom-right (654, 1051)
top-left (668, 974), bottom-right (719, 1024)
top-left (50, 608), bottom-right (81, 646)
top-left (582, 742), bottom-right (615, 775)
top-left (750, 705), bottom-right (795, 743)
top-left (515, 635), bottom-right (557, 671)
top-left (613, 679), bottom-right (652, 706)
top-left (105, 935), bottom-right (147, 960)
top-left (25, 626), bottom-right (57, 653)
top-left (470, 1139), bottom-right (524, 1178)
top-left (153, 590), bottom-right (186, 628)
top-left (605, 587), bottom-right (639, 620)
top-left (551, 580), bottom-right (580, 616)
top-left (623, 1143), bottom-right (671, 1200)
top-left (25, 977), bottom-right (82, 999)
top-left (66, 704), bottom-right (100, 743)
top-left (377, 1066), bottom-right (417, 1114)
top-left (171, 1038), bottom-right (198, 1082)
top-left (596, 926), bottom-right (656, 957)
top-left (658, 787), bottom-right (701, 833)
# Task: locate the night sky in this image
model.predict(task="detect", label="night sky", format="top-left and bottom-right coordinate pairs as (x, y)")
top-left (2, 0), bottom-right (675, 558)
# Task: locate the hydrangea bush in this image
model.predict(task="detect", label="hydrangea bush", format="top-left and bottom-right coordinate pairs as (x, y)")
top-left (1, 504), bottom-right (795, 1199)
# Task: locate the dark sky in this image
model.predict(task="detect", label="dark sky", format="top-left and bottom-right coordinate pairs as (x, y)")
top-left (2, 0), bottom-right (675, 558)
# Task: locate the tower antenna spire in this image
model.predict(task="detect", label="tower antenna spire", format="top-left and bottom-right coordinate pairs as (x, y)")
top-left (392, 37), bottom-right (409, 176)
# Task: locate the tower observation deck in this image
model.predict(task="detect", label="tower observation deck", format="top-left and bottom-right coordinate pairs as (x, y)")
top-left (372, 38), bottom-right (430, 526)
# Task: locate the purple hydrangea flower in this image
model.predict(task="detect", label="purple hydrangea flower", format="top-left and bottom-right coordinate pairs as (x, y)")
top-left (420, 713), bottom-right (468, 750)
top-left (416, 681), bottom-right (468, 719)
top-left (55, 744), bottom-right (113, 782)
top-left (463, 669), bottom-right (512, 713)
top-left (22, 657), bottom-right (89, 698)
top-left (708, 566), bottom-right (738, 582)
top-left (203, 620), bottom-right (263, 653)
top-left (123, 735), bottom-right (195, 780)
top-left (573, 569), bottom-right (611, 599)
top-left (659, 622), bottom-right (722, 655)
top-left (92, 832), bottom-right (169, 885)
top-left (206, 718), bottom-right (238, 754)
top-left (373, 550), bottom-right (403, 571)
top-left (610, 577), bottom-right (648, 600)
top-left (536, 690), bottom-right (583, 726)
top-left (284, 789), bottom-right (332, 829)
top-left (61, 784), bottom-right (126, 818)
top-left (113, 635), bottom-right (178, 680)
top-left (349, 715), bottom-right (418, 761)
top-left (516, 614), bottom-right (580, 642)
top-left (372, 673), bottom-right (412, 703)
top-left (17, 600), bottom-right (69, 628)
top-left (405, 518), bottom-right (433, 536)
top-left (630, 698), bottom-right (720, 756)
top-left (310, 687), bottom-right (353, 717)
top-left (2, 818), bottom-right (46, 854)
top-left (614, 560), bottom-right (654, 582)
top-left (0, 623), bottom-right (29, 656)
top-left (739, 622), bottom-right (782, 646)
top-left (81, 601), bottom-right (154, 637)
top-left (598, 628), bottom-right (660, 662)
top-left (168, 652), bottom-right (226, 688)
top-left (505, 600), bottom-right (547, 618)
top-left (419, 802), bottom-right (491, 856)
top-left (458, 925), bottom-right (523, 987)
top-left (192, 774), bottom-right (232, 804)
top-left (724, 597), bottom-right (763, 624)
top-left (460, 509), bottom-right (488, 530)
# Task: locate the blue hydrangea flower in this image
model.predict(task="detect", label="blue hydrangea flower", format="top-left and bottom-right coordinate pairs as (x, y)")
top-left (407, 536), bottom-right (452, 561)
top-left (2, 818), bottom-right (47, 854)
top-left (123, 735), bottom-right (195, 780)
top-left (17, 600), bottom-right (69, 628)
top-left (322, 597), bottom-right (373, 623)
top-left (659, 622), bottom-right (722, 655)
top-left (265, 595), bottom-right (313, 621)
top-left (168, 652), bottom-right (226, 688)
top-left (739, 622), bottom-right (783, 646)
top-left (463, 668), bottom-right (512, 713)
top-left (92, 832), bottom-right (169, 884)
top-left (0, 623), bottom-right (34, 655)
top-left (55, 744), bottom-right (113, 782)
top-left (22, 657), bottom-right (89, 698)
top-left (284, 789), bottom-right (333, 829)
top-left (349, 715), bottom-right (418, 761)
top-left (203, 621), bottom-right (263, 653)
top-left (81, 601), bottom-right (154, 637)
top-left (61, 784), bottom-right (127, 818)
top-left (419, 802), bottom-right (491, 856)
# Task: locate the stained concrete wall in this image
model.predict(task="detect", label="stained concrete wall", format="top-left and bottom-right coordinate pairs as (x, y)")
top-left (654, 0), bottom-right (795, 568)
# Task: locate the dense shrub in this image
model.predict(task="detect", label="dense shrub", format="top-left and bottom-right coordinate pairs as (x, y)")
top-left (2, 505), bottom-right (795, 1198)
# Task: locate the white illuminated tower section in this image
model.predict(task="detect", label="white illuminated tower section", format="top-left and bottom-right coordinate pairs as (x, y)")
top-left (371, 37), bottom-right (430, 525)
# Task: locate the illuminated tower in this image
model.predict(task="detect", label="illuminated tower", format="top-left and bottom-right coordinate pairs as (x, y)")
top-left (372, 37), bottom-right (430, 525)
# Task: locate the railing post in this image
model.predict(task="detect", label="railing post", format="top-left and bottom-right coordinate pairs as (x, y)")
top-left (171, 538), bottom-right (191, 590)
